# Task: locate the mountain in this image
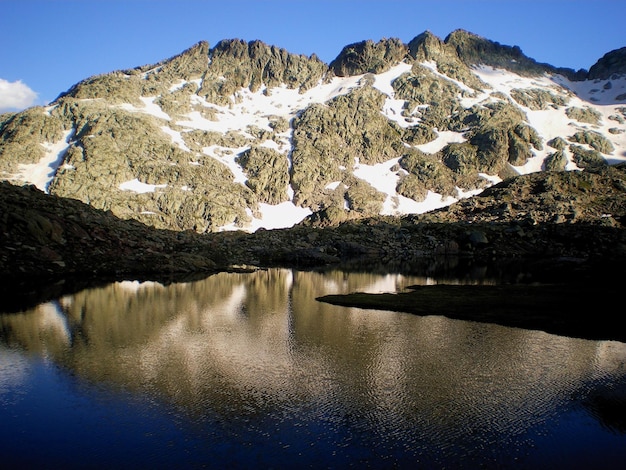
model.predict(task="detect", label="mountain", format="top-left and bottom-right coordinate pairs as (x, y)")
top-left (1, 29), bottom-right (626, 236)
top-left (2, 162), bottom-right (626, 308)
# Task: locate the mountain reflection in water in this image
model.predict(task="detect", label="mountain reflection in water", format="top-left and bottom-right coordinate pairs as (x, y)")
top-left (1, 268), bottom-right (625, 469)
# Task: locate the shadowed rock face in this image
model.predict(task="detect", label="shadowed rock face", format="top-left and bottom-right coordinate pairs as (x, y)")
top-left (0, 180), bottom-right (220, 281)
top-left (317, 282), bottom-right (626, 343)
top-left (444, 29), bottom-right (587, 80)
top-left (2, 163), bottom-right (625, 283)
top-left (589, 47), bottom-right (626, 80)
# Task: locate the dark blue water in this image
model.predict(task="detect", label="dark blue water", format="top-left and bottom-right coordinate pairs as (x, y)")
top-left (0, 350), bottom-right (197, 469)
top-left (1, 269), bottom-right (625, 469)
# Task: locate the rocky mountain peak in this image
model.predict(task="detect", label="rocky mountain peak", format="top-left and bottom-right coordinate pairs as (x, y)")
top-left (407, 30), bottom-right (448, 61)
top-left (329, 38), bottom-right (408, 77)
top-left (207, 38), bottom-right (326, 93)
top-left (445, 29), bottom-right (585, 80)
top-left (588, 47), bottom-right (626, 80)
top-left (152, 40), bottom-right (210, 80)
top-left (446, 29), bottom-right (530, 66)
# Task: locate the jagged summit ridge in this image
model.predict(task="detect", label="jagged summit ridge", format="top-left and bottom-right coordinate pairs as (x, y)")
top-left (444, 29), bottom-right (587, 80)
top-left (330, 29), bottom-right (588, 81)
top-left (329, 37), bottom-right (408, 77)
top-left (1, 30), bottom-right (625, 233)
top-left (589, 47), bottom-right (626, 80)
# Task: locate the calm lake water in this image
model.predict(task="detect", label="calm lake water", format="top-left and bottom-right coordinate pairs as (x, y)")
top-left (1, 268), bottom-right (625, 469)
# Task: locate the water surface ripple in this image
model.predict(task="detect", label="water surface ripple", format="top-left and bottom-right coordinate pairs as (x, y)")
top-left (1, 268), bottom-right (625, 468)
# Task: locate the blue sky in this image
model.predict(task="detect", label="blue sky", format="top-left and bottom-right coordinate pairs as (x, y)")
top-left (1, 0), bottom-right (624, 112)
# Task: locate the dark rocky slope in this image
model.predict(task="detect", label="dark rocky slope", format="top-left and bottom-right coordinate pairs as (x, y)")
top-left (2, 163), bottom-right (625, 280)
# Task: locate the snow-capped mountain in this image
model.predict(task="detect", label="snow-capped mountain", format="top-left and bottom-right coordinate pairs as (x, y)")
top-left (1, 30), bottom-right (625, 233)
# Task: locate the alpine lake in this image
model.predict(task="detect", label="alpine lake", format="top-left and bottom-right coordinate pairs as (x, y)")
top-left (1, 260), bottom-right (625, 469)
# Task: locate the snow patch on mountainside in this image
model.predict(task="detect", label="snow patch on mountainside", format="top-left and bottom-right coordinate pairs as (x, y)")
top-left (119, 179), bottom-right (167, 194)
top-left (218, 200), bottom-right (312, 232)
top-left (421, 60), bottom-right (476, 95)
top-left (556, 74), bottom-right (626, 106)
top-left (417, 131), bottom-right (467, 154)
top-left (202, 145), bottom-right (249, 185)
top-left (160, 126), bottom-right (189, 151)
top-left (247, 201), bottom-right (313, 232)
top-left (119, 97), bottom-right (172, 121)
top-left (13, 129), bottom-right (74, 192)
top-left (473, 66), bottom-right (626, 171)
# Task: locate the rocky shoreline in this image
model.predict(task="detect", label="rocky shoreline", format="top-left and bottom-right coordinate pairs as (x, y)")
top-left (3, 164), bottom-right (626, 273)
top-left (1, 165), bottom-right (626, 335)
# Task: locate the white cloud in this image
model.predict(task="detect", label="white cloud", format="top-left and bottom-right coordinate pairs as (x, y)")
top-left (0, 78), bottom-right (38, 112)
